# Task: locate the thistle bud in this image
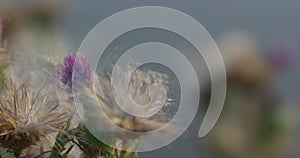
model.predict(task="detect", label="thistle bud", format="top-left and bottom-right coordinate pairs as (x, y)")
top-left (57, 53), bottom-right (92, 91)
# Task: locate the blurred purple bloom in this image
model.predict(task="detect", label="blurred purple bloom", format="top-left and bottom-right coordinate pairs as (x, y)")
top-left (58, 53), bottom-right (92, 89)
top-left (270, 41), bottom-right (295, 69)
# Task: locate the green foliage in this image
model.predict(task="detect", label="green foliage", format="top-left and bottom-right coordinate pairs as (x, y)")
top-left (49, 119), bottom-right (73, 158)
top-left (0, 147), bottom-right (15, 158)
top-left (83, 126), bottom-right (137, 158)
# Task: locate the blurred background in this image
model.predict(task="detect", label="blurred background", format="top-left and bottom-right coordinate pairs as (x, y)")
top-left (0, 0), bottom-right (299, 158)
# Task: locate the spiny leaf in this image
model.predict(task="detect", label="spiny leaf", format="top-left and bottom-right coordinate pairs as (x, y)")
top-left (50, 119), bottom-right (72, 158)
top-left (0, 147), bottom-right (15, 158)
top-left (62, 144), bottom-right (74, 158)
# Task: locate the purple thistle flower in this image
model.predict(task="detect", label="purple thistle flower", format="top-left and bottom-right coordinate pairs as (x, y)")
top-left (58, 53), bottom-right (92, 89)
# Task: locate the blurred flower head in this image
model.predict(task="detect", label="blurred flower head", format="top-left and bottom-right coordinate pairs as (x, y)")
top-left (269, 41), bottom-right (296, 69)
top-left (219, 32), bottom-right (273, 87)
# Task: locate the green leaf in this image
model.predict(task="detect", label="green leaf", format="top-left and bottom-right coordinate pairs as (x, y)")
top-left (126, 151), bottom-right (137, 158)
top-left (0, 147), bottom-right (15, 158)
top-left (82, 125), bottom-right (139, 158)
top-left (82, 125), bottom-right (106, 147)
top-left (39, 145), bottom-right (44, 158)
top-left (122, 139), bottom-right (140, 158)
top-left (50, 119), bottom-right (72, 158)
top-left (82, 125), bottom-right (116, 157)
top-left (62, 145), bottom-right (74, 158)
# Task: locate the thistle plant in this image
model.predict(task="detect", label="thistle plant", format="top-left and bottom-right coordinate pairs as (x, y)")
top-left (57, 53), bottom-right (127, 157)
top-left (55, 52), bottom-right (174, 157)
top-left (0, 79), bottom-right (68, 157)
top-left (56, 52), bottom-right (114, 157)
top-left (47, 52), bottom-right (91, 157)
top-left (72, 66), bottom-right (174, 157)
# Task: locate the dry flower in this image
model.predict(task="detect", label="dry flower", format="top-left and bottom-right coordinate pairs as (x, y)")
top-left (0, 78), bottom-right (68, 156)
top-left (72, 65), bottom-right (175, 153)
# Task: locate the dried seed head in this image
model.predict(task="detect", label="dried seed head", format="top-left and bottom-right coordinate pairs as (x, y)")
top-left (0, 79), bottom-right (68, 154)
top-left (93, 67), bottom-right (173, 131)
top-left (71, 63), bottom-right (179, 152)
